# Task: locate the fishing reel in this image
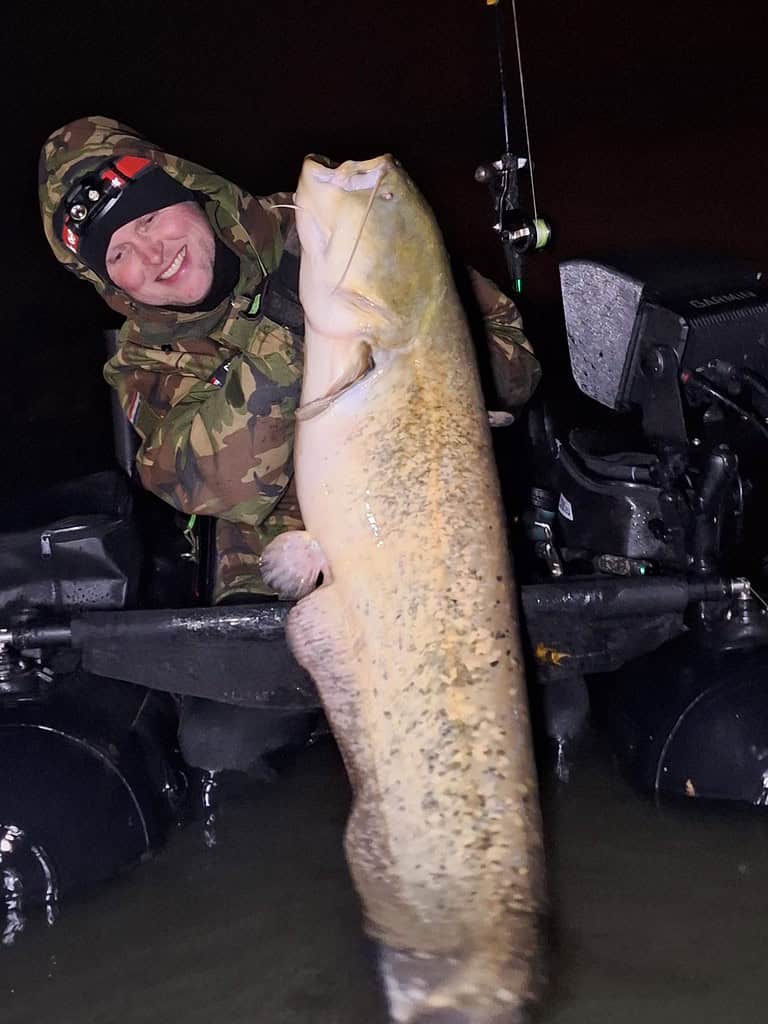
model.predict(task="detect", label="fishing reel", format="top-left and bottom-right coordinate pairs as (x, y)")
top-left (475, 154), bottom-right (551, 291)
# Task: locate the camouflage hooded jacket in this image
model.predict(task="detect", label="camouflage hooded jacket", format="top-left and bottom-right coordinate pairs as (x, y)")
top-left (39, 116), bottom-right (541, 600)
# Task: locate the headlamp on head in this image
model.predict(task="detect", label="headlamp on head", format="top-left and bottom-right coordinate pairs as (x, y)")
top-left (55, 156), bottom-right (197, 281)
top-left (59, 155), bottom-right (153, 256)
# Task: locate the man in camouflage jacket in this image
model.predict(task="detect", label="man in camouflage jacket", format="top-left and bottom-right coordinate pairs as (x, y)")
top-left (39, 116), bottom-right (541, 604)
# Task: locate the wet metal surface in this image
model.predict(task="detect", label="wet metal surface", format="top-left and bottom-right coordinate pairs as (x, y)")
top-left (1, 737), bottom-right (767, 1023)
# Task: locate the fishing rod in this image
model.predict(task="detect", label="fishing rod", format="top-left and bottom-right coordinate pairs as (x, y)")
top-left (475, 0), bottom-right (551, 293)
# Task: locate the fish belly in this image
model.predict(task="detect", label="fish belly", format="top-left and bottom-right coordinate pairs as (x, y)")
top-left (284, 321), bottom-right (545, 1021)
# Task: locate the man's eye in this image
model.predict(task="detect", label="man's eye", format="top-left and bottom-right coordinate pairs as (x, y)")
top-left (107, 250), bottom-right (123, 265)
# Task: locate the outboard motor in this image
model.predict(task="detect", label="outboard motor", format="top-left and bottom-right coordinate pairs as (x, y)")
top-left (521, 252), bottom-right (768, 799)
top-left (555, 252), bottom-right (768, 582)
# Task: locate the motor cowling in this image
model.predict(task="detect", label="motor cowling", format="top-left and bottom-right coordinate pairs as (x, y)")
top-left (0, 672), bottom-right (182, 911)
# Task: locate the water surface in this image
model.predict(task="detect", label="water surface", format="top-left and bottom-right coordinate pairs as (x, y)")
top-left (2, 738), bottom-right (766, 1023)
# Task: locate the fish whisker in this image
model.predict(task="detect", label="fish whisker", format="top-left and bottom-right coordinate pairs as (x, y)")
top-left (332, 169), bottom-right (384, 294)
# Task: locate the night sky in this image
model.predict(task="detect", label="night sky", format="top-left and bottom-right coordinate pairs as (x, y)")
top-left (6, 0), bottom-right (767, 484)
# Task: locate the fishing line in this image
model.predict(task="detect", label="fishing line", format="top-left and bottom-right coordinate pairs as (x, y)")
top-left (490, 0), bottom-right (539, 221)
top-left (509, 0), bottom-right (539, 221)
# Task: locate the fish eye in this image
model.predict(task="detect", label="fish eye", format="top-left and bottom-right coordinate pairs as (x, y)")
top-left (380, 192), bottom-right (394, 201)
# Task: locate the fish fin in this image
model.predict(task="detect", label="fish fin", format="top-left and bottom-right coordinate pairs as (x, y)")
top-left (296, 343), bottom-right (374, 422)
top-left (260, 530), bottom-right (328, 599)
top-left (286, 585), bottom-right (368, 753)
top-left (287, 591), bottom-right (441, 954)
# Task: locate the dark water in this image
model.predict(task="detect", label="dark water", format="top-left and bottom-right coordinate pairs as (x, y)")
top-left (2, 737), bottom-right (767, 1024)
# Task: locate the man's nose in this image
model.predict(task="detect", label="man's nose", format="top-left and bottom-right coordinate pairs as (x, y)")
top-left (134, 236), bottom-right (164, 265)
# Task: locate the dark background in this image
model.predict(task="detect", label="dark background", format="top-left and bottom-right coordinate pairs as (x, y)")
top-left (6, 0), bottom-right (766, 487)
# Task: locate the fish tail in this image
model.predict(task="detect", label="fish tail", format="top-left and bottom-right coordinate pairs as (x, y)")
top-left (378, 933), bottom-right (544, 1024)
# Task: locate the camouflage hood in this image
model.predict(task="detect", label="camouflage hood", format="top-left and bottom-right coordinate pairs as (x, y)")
top-left (39, 115), bottom-right (287, 333)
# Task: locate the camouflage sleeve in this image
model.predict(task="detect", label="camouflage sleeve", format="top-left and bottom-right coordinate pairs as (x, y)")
top-left (469, 267), bottom-right (542, 415)
top-left (112, 340), bottom-right (302, 529)
top-left (212, 482), bottom-right (303, 603)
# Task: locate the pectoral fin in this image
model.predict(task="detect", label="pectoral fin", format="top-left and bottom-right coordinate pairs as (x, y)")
top-left (296, 343), bottom-right (374, 421)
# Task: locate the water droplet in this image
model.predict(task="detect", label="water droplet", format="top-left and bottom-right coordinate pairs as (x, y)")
top-left (201, 771), bottom-right (220, 849)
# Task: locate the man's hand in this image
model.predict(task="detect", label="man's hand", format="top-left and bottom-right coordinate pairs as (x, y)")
top-left (488, 410), bottom-right (516, 428)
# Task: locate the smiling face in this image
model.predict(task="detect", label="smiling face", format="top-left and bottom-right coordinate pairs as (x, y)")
top-left (105, 200), bottom-right (216, 306)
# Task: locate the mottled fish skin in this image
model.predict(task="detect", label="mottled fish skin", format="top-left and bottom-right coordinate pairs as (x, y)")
top-left (261, 155), bottom-right (546, 1023)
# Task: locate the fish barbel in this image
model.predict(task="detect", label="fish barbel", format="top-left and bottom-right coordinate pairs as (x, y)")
top-left (262, 154), bottom-right (546, 1023)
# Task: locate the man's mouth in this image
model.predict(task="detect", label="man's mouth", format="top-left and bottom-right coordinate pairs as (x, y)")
top-left (158, 246), bottom-right (187, 281)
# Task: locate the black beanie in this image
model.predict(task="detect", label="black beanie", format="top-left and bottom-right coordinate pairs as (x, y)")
top-left (56, 162), bottom-right (196, 281)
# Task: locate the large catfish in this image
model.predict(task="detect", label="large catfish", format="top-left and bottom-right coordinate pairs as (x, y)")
top-left (261, 155), bottom-right (546, 1023)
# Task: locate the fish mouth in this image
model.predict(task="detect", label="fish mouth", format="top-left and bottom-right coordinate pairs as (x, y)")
top-left (304, 155), bottom-right (391, 192)
top-left (306, 154), bottom-right (340, 170)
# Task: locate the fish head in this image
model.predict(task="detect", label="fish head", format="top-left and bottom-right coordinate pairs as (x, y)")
top-left (295, 154), bottom-right (448, 350)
